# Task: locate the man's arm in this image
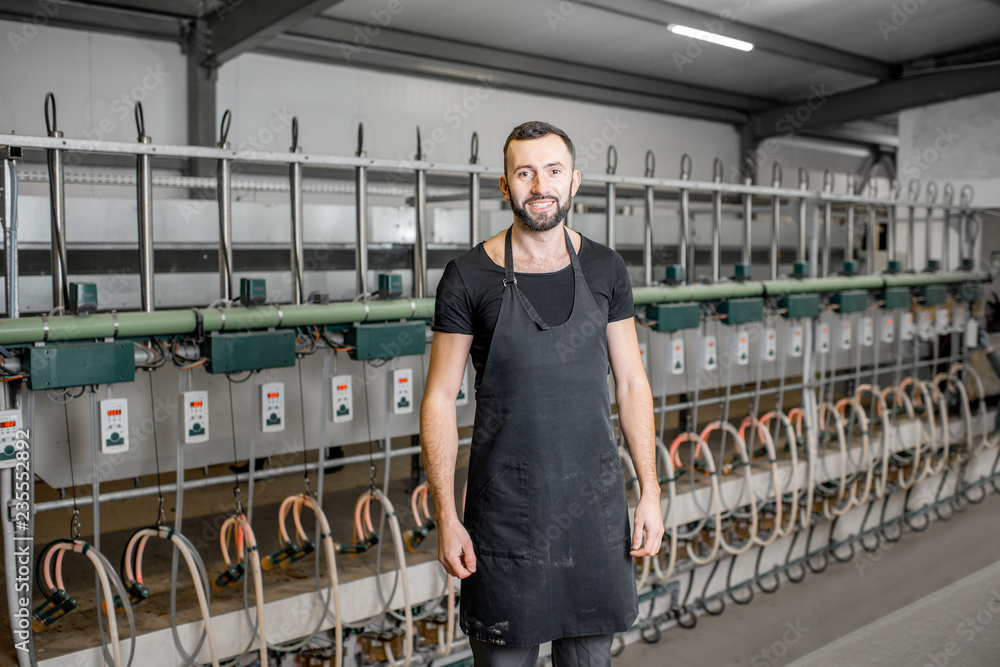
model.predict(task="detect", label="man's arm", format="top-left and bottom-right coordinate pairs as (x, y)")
top-left (420, 331), bottom-right (478, 578)
top-left (607, 317), bottom-right (664, 558)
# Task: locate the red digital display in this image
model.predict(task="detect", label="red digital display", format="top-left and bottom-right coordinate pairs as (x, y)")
top-left (191, 401), bottom-right (203, 408)
top-left (107, 409), bottom-right (122, 417)
top-left (398, 378), bottom-right (408, 383)
top-left (268, 392), bottom-right (279, 398)
top-left (337, 384), bottom-right (347, 391)
top-left (0, 421), bottom-right (15, 429)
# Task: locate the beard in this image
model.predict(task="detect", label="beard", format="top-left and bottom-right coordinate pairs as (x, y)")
top-left (510, 194), bottom-right (571, 232)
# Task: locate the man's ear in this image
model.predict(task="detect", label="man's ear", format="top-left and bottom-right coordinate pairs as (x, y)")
top-left (499, 174), bottom-right (511, 202)
top-left (571, 169), bottom-right (582, 196)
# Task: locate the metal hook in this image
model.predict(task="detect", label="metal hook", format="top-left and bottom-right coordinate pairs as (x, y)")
top-left (771, 162), bottom-right (783, 188)
top-left (290, 116), bottom-right (299, 152)
top-left (156, 496), bottom-right (166, 526)
top-left (798, 166), bottom-right (809, 190)
top-left (415, 126), bottom-right (423, 161)
top-left (713, 157), bottom-right (723, 183)
top-left (218, 109), bottom-right (232, 148)
top-left (907, 179), bottom-right (921, 203)
top-left (925, 180), bottom-right (938, 206)
top-left (890, 180), bottom-right (901, 200)
top-left (469, 131), bottom-right (479, 165)
top-left (356, 122), bottom-right (365, 157)
top-left (71, 507), bottom-right (82, 540)
top-left (233, 485), bottom-right (243, 514)
top-left (742, 156), bottom-right (755, 184)
top-left (44, 92), bottom-right (57, 135)
top-left (960, 184), bottom-right (974, 209)
top-left (942, 182), bottom-right (955, 207)
top-left (134, 102), bottom-right (146, 141)
top-left (368, 463), bottom-right (377, 491)
top-left (644, 150), bottom-right (656, 178)
top-left (606, 145), bottom-right (618, 175)
top-left (823, 169), bottom-right (833, 193)
top-left (679, 153), bottom-right (691, 180)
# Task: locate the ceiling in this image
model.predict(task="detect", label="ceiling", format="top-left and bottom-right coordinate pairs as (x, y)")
top-left (2, 0), bottom-right (999, 154)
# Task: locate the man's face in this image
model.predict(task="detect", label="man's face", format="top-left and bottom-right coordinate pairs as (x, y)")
top-left (500, 134), bottom-right (581, 232)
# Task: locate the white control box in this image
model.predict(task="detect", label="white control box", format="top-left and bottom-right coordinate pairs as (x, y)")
top-left (456, 367), bottom-right (470, 406)
top-left (638, 342), bottom-right (648, 372)
top-left (100, 398), bottom-right (129, 454)
top-left (261, 382), bottom-right (285, 432)
top-left (790, 325), bottom-right (804, 358)
top-left (814, 323), bottom-right (830, 354)
top-left (919, 311), bottom-right (933, 341)
top-left (733, 330), bottom-right (750, 366)
top-left (701, 336), bottom-right (718, 371)
top-left (332, 375), bottom-right (353, 423)
top-left (182, 391), bottom-right (209, 444)
top-left (952, 304), bottom-right (968, 334)
top-left (0, 409), bottom-right (24, 469)
top-left (840, 321), bottom-right (852, 350)
top-left (393, 369), bottom-right (414, 414)
top-left (762, 329), bottom-right (777, 362)
top-left (881, 315), bottom-right (895, 344)
top-left (861, 317), bottom-right (874, 347)
top-left (901, 313), bottom-right (915, 341)
top-left (668, 339), bottom-right (685, 375)
top-left (935, 308), bottom-right (950, 335)
top-left (965, 318), bottom-right (979, 349)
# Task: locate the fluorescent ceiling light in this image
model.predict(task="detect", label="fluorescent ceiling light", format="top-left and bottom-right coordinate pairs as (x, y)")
top-left (668, 23), bottom-right (754, 52)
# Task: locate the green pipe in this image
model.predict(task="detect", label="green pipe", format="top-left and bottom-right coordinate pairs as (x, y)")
top-left (0, 271), bottom-right (989, 345)
top-left (631, 270), bottom-right (991, 305)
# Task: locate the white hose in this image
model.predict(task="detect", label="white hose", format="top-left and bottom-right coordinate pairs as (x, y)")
top-left (856, 385), bottom-right (891, 499)
top-left (652, 438), bottom-right (678, 582)
top-left (160, 527), bottom-right (220, 667)
top-left (741, 416), bottom-right (782, 547)
top-left (670, 432), bottom-right (722, 566)
top-left (703, 421), bottom-right (757, 556)
top-left (759, 410), bottom-right (799, 538)
top-left (836, 396), bottom-right (874, 507)
top-left (817, 402), bottom-right (851, 519)
top-left (882, 385), bottom-right (920, 489)
top-left (362, 489), bottom-right (413, 667)
top-left (618, 447), bottom-right (651, 590)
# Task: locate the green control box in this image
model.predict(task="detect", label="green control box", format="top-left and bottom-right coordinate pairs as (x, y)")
top-left (779, 293), bottom-right (820, 319)
top-left (202, 330), bottom-right (296, 374)
top-left (880, 287), bottom-right (911, 310)
top-left (378, 274), bottom-right (403, 298)
top-left (832, 290), bottom-right (869, 314)
top-left (239, 278), bottom-right (267, 305)
top-left (346, 322), bottom-right (427, 361)
top-left (917, 284), bottom-right (947, 307)
top-left (68, 282), bottom-right (98, 315)
top-left (648, 302), bottom-right (700, 332)
top-left (718, 298), bottom-right (764, 325)
top-left (27, 342), bottom-right (135, 390)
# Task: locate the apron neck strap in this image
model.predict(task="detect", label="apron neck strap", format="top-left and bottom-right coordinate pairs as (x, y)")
top-left (503, 225), bottom-right (579, 286)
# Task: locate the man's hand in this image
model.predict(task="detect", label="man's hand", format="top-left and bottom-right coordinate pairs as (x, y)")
top-left (438, 516), bottom-right (477, 579)
top-left (630, 493), bottom-right (664, 558)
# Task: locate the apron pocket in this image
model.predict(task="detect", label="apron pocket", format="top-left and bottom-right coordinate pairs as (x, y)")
top-left (465, 460), bottom-right (530, 560)
top-left (601, 450), bottom-right (631, 548)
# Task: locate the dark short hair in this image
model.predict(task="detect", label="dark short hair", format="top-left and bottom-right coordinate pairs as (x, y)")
top-left (502, 121), bottom-right (575, 175)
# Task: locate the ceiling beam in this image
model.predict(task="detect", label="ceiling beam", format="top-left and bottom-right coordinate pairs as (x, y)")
top-left (282, 16), bottom-right (775, 112)
top-left (203, 0), bottom-right (347, 65)
top-left (585, 0), bottom-right (891, 80)
top-left (746, 62), bottom-right (1000, 141)
top-left (0, 0), bottom-right (181, 42)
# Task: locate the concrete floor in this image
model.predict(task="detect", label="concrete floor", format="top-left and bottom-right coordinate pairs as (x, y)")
top-left (611, 488), bottom-right (1000, 667)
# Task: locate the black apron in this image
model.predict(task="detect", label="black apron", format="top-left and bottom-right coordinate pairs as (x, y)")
top-left (460, 226), bottom-right (638, 647)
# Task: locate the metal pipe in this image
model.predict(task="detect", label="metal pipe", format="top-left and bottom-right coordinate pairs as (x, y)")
top-left (887, 180), bottom-right (899, 263)
top-left (845, 173), bottom-right (856, 264)
top-left (414, 168), bottom-right (428, 299)
top-left (906, 179), bottom-right (920, 271)
top-left (959, 185), bottom-right (975, 262)
top-left (44, 93), bottom-right (68, 312)
top-left (742, 174), bottom-right (752, 266)
top-left (354, 123), bottom-right (370, 297)
top-left (866, 177), bottom-right (877, 276)
top-left (135, 104), bottom-right (155, 313)
top-left (644, 151), bottom-right (658, 286)
top-left (289, 118), bottom-right (305, 304)
top-left (707, 158), bottom-right (721, 282)
top-left (924, 181), bottom-right (939, 270)
top-left (2, 159), bottom-right (19, 318)
top-left (941, 182), bottom-right (954, 273)
top-left (216, 110), bottom-right (234, 302)
top-left (469, 132), bottom-right (481, 249)
top-left (822, 171), bottom-right (833, 278)
top-left (798, 167), bottom-right (809, 266)
top-left (606, 145), bottom-right (617, 251)
top-left (771, 162), bottom-right (782, 279)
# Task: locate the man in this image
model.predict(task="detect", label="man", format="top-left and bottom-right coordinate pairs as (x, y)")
top-left (420, 121), bottom-right (662, 667)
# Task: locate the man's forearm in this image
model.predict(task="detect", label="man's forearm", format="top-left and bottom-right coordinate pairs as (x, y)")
top-left (617, 381), bottom-right (659, 498)
top-left (419, 396), bottom-right (462, 524)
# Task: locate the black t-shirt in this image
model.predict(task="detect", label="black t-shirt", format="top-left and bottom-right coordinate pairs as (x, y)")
top-left (432, 234), bottom-right (635, 392)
